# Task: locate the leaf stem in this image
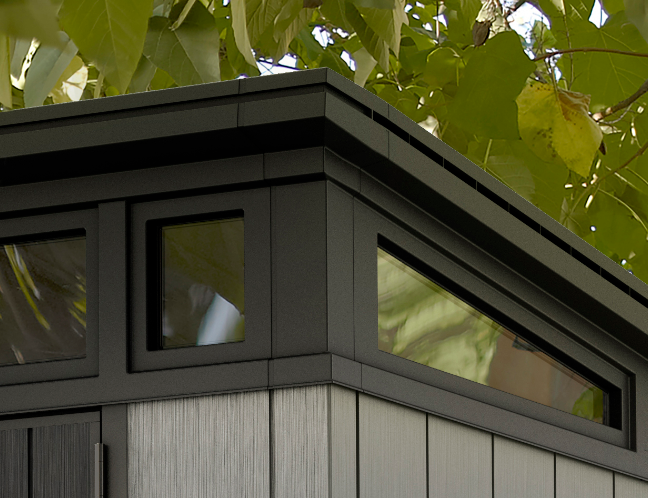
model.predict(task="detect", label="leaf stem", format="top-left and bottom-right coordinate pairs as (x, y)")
top-left (533, 47), bottom-right (648, 62)
top-left (484, 139), bottom-right (493, 166)
top-left (93, 73), bottom-right (104, 99)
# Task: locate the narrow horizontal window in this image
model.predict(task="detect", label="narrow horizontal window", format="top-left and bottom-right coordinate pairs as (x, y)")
top-left (158, 217), bottom-right (244, 349)
top-left (0, 235), bottom-right (86, 366)
top-left (377, 247), bottom-right (607, 425)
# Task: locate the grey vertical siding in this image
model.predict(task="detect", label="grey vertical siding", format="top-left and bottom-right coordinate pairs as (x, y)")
top-left (32, 423), bottom-right (92, 498)
top-left (428, 415), bottom-right (491, 498)
top-left (272, 385), bottom-right (329, 498)
top-left (359, 393), bottom-right (427, 498)
top-left (330, 385), bottom-right (356, 498)
top-left (615, 473), bottom-right (648, 497)
top-left (494, 435), bottom-right (553, 498)
top-left (128, 391), bottom-right (270, 498)
top-left (0, 428), bottom-right (28, 498)
top-left (556, 454), bottom-right (613, 498)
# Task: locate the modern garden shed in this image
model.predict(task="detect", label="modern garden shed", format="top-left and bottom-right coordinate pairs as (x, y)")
top-left (1, 67), bottom-right (648, 497)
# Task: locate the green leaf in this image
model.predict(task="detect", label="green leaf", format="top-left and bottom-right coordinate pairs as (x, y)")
top-left (356, 0), bottom-right (408, 55)
top-left (602, 0), bottom-right (625, 15)
top-left (149, 67), bottom-right (176, 90)
top-left (295, 27), bottom-right (325, 61)
top-left (346, 2), bottom-right (390, 71)
top-left (0, 0), bottom-right (62, 48)
top-left (625, 0), bottom-right (648, 43)
top-left (0, 33), bottom-right (11, 109)
top-left (448, 31), bottom-right (535, 139)
top-left (170, 0), bottom-right (198, 30)
top-left (379, 84), bottom-right (428, 121)
top-left (231, 0), bottom-right (258, 67)
top-left (588, 190), bottom-right (647, 258)
top-left (443, 0), bottom-right (482, 46)
top-left (318, 49), bottom-right (354, 79)
top-left (353, 46), bottom-right (377, 86)
top-left (510, 139), bottom-right (570, 220)
top-left (23, 33), bottom-right (77, 107)
top-left (537, 0), bottom-right (594, 23)
top-left (144, 3), bottom-right (221, 87)
top-left (59, 0), bottom-right (154, 94)
top-left (269, 5), bottom-right (312, 62)
top-left (556, 13), bottom-right (648, 111)
top-left (128, 55), bottom-right (156, 93)
top-left (245, 0), bottom-right (285, 46)
top-left (423, 47), bottom-right (464, 89)
top-left (274, 0), bottom-right (303, 35)
top-left (320, 0), bottom-right (353, 31)
top-left (351, 0), bottom-right (395, 8)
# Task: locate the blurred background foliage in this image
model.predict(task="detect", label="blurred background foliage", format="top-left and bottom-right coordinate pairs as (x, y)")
top-left (0, 0), bottom-right (644, 410)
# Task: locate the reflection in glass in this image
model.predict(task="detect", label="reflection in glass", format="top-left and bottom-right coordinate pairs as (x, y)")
top-left (161, 218), bottom-right (244, 349)
top-left (377, 247), bottom-right (606, 424)
top-left (0, 236), bottom-right (86, 366)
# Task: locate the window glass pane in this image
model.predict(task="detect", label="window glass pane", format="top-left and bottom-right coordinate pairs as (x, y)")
top-left (161, 217), bottom-right (244, 349)
top-left (0, 236), bottom-right (86, 366)
top-left (378, 247), bottom-right (606, 424)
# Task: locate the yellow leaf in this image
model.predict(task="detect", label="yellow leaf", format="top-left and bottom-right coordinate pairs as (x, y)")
top-left (49, 55), bottom-right (87, 104)
top-left (517, 81), bottom-right (603, 178)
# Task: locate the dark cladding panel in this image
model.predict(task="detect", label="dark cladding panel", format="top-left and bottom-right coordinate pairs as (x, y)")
top-left (0, 428), bottom-right (28, 498)
top-left (272, 182), bottom-right (327, 357)
top-left (32, 423), bottom-right (93, 498)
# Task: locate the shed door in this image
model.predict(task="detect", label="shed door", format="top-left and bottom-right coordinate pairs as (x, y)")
top-left (0, 412), bottom-right (100, 497)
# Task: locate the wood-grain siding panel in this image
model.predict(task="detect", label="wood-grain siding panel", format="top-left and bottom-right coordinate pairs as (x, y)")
top-left (32, 423), bottom-right (93, 498)
top-left (0, 428), bottom-right (28, 498)
top-left (556, 454), bottom-right (613, 498)
top-left (128, 391), bottom-right (270, 498)
top-left (272, 385), bottom-right (329, 498)
top-left (494, 435), bottom-right (553, 498)
top-left (359, 394), bottom-right (426, 498)
top-left (615, 473), bottom-right (648, 498)
top-left (330, 385), bottom-right (356, 498)
top-left (428, 415), bottom-right (491, 498)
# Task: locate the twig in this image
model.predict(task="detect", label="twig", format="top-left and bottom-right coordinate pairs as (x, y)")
top-left (596, 140), bottom-right (648, 185)
top-left (593, 79), bottom-right (648, 121)
top-left (533, 47), bottom-right (648, 61)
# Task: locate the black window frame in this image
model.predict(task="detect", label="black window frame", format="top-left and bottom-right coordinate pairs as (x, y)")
top-left (0, 209), bottom-right (99, 387)
top-left (130, 188), bottom-right (271, 372)
top-left (353, 200), bottom-right (630, 448)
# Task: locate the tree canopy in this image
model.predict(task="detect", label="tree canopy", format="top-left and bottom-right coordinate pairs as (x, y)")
top-left (1, 0), bottom-right (648, 285)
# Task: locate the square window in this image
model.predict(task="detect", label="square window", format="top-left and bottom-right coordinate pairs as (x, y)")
top-left (159, 217), bottom-right (245, 349)
top-left (131, 189), bottom-right (270, 372)
top-left (0, 209), bottom-right (98, 386)
top-left (0, 234), bottom-right (86, 366)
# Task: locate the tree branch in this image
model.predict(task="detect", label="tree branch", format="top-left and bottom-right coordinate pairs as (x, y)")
top-left (533, 47), bottom-right (648, 62)
top-left (597, 140), bottom-right (648, 185)
top-left (592, 79), bottom-right (648, 122)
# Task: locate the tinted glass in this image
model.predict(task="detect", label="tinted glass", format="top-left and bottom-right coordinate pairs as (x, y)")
top-left (378, 247), bottom-right (606, 424)
top-left (161, 218), bottom-right (244, 349)
top-left (0, 236), bottom-right (86, 366)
